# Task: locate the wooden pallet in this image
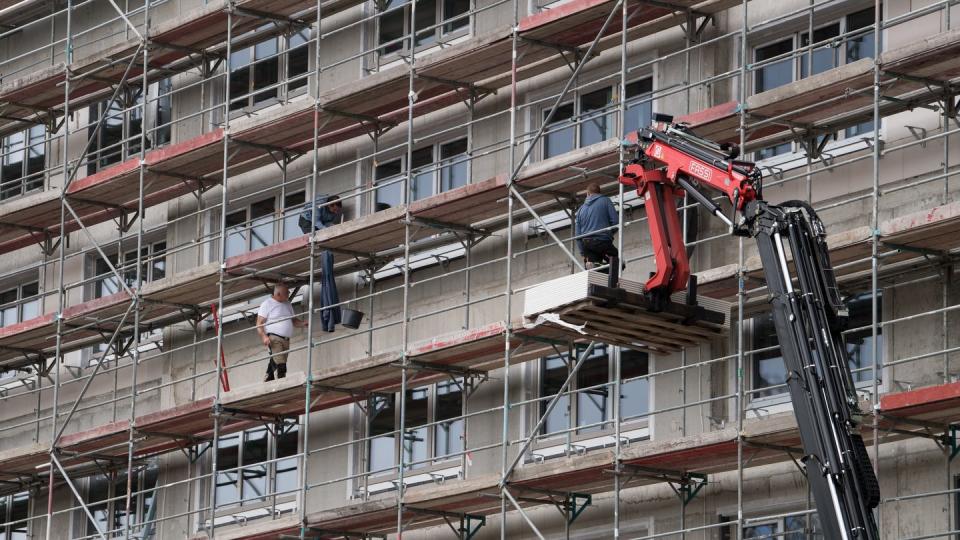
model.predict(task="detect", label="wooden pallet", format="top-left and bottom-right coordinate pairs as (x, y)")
top-left (524, 272), bottom-right (730, 354)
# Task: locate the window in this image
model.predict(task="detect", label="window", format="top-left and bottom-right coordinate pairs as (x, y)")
top-left (542, 78), bottom-right (652, 159)
top-left (750, 292), bottom-right (881, 400)
top-left (377, 0), bottom-right (470, 56)
top-left (374, 138), bottom-right (469, 209)
top-left (367, 380), bottom-right (464, 474)
top-left (752, 8), bottom-right (878, 158)
top-left (84, 465), bottom-right (158, 538)
top-left (0, 281), bottom-right (39, 327)
top-left (87, 81), bottom-right (172, 174)
top-left (0, 492), bottom-right (28, 539)
top-left (230, 30), bottom-right (310, 111)
top-left (93, 241), bottom-right (166, 298)
top-left (539, 345), bottom-right (649, 436)
top-left (212, 423), bottom-right (299, 516)
top-left (731, 513), bottom-right (821, 539)
top-left (0, 126), bottom-right (44, 200)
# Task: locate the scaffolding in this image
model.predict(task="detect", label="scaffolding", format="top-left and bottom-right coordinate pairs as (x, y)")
top-left (0, 0), bottom-right (956, 537)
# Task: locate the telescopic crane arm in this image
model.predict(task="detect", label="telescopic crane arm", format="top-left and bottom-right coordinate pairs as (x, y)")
top-left (619, 120), bottom-right (880, 540)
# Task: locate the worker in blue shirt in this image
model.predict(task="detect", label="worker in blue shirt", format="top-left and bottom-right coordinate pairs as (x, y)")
top-left (575, 182), bottom-right (619, 273)
top-left (299, 194), bottom-right (342, 233)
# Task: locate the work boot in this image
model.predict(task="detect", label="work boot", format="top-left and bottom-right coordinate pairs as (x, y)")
top-left (264, 359), bottom-right (276, 382)
top-left (276, 363), bottom-right (287, 379)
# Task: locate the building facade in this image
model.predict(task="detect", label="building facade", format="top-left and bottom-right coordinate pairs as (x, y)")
top-left (0, 0), bottom-right (956, 537)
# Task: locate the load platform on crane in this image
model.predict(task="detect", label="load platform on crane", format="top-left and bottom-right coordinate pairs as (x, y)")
top-left (523, 270), bottom-right (730, 354)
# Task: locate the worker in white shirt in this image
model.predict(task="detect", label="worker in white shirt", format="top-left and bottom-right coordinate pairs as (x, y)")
top-left (256, 284), bottom-right (308, 381)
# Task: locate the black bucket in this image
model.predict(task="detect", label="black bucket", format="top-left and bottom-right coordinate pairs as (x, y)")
top-left (341, 308), bottom-right (364, 329)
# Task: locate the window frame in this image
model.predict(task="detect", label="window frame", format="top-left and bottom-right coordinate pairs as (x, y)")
top-left (207, 422), bottom-right (301, 527)
top-left (0, 279), bottom-right (40, 328)
top-left (86, 80), bottom-right (174, 175)
top-left (82, 465), bottom-right (158, 538)
top-left (534, 345), bottom-right (650, 445)
top-left (92, 240), bottom-right (167, 300)
top-left (228, 29), bottom-right (311, 113)
top-left (0, 491), bottom-right (29, 539)
top-left (222, 190), bottom-right (307, 259)
top-left (373, 136), bottom-right (470, 210)
top-left (539, 77), bottom-right (653, 161)
top-left (747, 291), bottom-right (884, 409)
top-left (374, 0), bottom-right (472, 61)
top-left (751, 7), bottom-right (879, 160)
top-left (363, 379), bottom-right (466, 480)
top-left (0, 125), bottom-right (46, 201)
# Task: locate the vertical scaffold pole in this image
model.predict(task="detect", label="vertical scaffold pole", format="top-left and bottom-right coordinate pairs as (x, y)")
top-left (123, 0), bottom-right (151, 536)
top-left (396, 0), bottom-right (418, 533)
top-left (870, 0), bottom-right (882, 530)
top-left (45, 0), bottom-right (72, 538)
top-left (299, 0), bottom-right (324, 535)
top-left (208, 6), bottom-right (235, 539)
top-left (736, 0), bottom-right (749, 535)
top-left (613, 0), bottom-right (628, 537)
top-left (500, 0), bottom-right (520, 535)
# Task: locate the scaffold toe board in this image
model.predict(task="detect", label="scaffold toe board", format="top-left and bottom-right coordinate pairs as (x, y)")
top-left (523, 271), bottom-right (730, 354)
top-left (879, 380), bottom-right (960, 428)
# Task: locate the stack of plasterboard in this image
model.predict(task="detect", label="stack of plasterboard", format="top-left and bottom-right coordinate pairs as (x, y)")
top-left (523, 271), bottom-right (731, 354)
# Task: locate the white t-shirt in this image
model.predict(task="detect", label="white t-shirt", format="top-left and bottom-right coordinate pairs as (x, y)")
top-left (258, 297), bottom-right (295, 338)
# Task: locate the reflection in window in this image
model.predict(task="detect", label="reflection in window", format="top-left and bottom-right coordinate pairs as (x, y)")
top-left (0, 281), bottom-right (39, 328)
top-left (0, 126), bottom-right (45, 200)
top-left (579, 87), bottom-right (612, 147)
top-left (543, 103), bottom-right (575, 159)
top-left (377, 0), bottom-right (470, 56)
top-left (375, 137), bottom-right (470, 208)
top-left (211, 422), bottom-right (298, 517)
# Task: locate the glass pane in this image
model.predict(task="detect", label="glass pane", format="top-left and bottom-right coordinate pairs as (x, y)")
top-left (369, 395), bottom-right (396, 473)
top-left (128, 90), bottom-right (145, 156)
top-left (755, 39), bottom-right (793, 93)
top-left (154, 78), bottom-right (173, 146)
top-left (745, 523), bottom-right (779, 538)
top-left (440, 139), bottom-right (468, 192)
top-left (21, 282), bottom-right (39, 321)
top-left (2, 131), bottom-right (25, 199)
top-left (215, 434), bottom-right (240, 506)
top-left (225, 210), bottom-right (248, 257)
top-left (288, 30), bottom-right (310, 91)
top-left (620, 349), bottom-right (649, 420)
top-left (242, 428), bottom-right (268, 502)
top-left (624, 79), bottom-right (653, 134)
top-left (410, 147), bottom-right (435, 201)
top-left (543, 103), bottom-right (575, 158)
top-left (138, 466), bottom-right (159, 531)
top-left (800, 24), bottom-right (840, 79)
top-left (844, 293), bottom-right (882, 384)
top-left (284, 192), bottom-right (307, 239)
top-left (87, 474), bottom-right (111, 536)
top-left (787, 513), bottom-right (821, 539)
top-left (379, 0), bottom-right (407, 55)
top-left (845, 120), bottom-right (874, 138)
top-left (102, 101), bottom-right (125, 168)
top-left (276, 424), bottom-right (299, 496)
top-left (229, 66), bottom-right (251, 111)
top-left (229, 47), bottom-right (252, 71)
top-left (846, 8), bottom-right (875, 63)
top-left (26, 125), bottom-right (45, 184)
top-left (253, 39), bottom-right (279, 104)
top-left (9, 492), bottom-right (28, 539)
top-left (752, 313), bottom-right (786, 398)
top-left (576, 346), bottom-right (609, 433)
top-left (375, 159), bottom-right (403, 209)
top-left (113, 470), bottom-right (130, 533)
top-left (579, 87), bottom-right (612, 147)
top-left (403, 386), bottom-right (429, 469)
top-left (96, 254), bottom-right (121, 298)
top-left (414, 0), bottom-right (438, 47)
top-left (755, 142), bottom-right (792, 160)
top-left (541, 356), bottom-right (570, 435)
top-left (435, 380), bottom-right (463, 459)
top-left (249, 198), bottom-right (276, 250)
top-left (442, 0), bottom-right (469, 33)
top-left (152, 242), bottom-right (166, 281)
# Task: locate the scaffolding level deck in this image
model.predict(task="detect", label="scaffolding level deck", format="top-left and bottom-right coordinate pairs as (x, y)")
top-left (679, 27), bottom-right (960, 150)
top-left (0, 138), bottom-right (621, 370)
top-left (208, 380), bottom-right (960, 539)
top-left (696, 199), bottom-right (960, 301)
top-left (0, 0), bottom-right (738, 256)
top-left (0, 320), bottom-right (570, 490)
